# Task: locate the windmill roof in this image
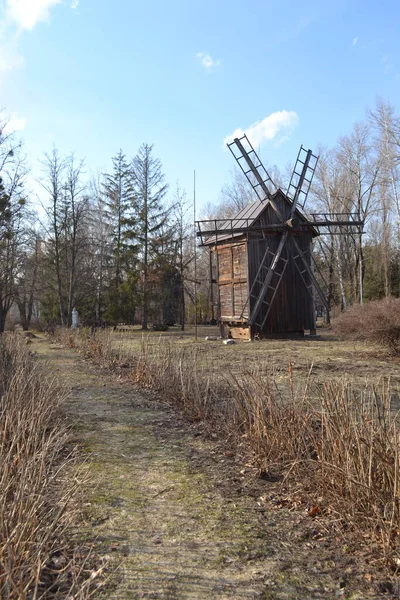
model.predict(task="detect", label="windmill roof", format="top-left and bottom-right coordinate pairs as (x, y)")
top-left (232, 189), bottom-right (310, 226)
top-left (202, 189), bottom-right (316, 245)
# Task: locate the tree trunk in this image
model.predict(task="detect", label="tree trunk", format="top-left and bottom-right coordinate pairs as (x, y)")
top-left (326, 239), bottom-right (335, 324)
top-left (17, 301), bottom-right (29, 331)
top-left (0, 306), bottom-right (7, 334)
top-left (141, 180), bottom-right (149, 331)
top-left (180, 285), bottom-right (185, 331)
top-left (359, 234), bottom-right (364, 304)
top-left (335, 241), bottom-right (347, 311)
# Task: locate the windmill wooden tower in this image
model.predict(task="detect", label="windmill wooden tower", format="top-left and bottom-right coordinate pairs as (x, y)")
top-left (196, 134), bottom-right (362, 340)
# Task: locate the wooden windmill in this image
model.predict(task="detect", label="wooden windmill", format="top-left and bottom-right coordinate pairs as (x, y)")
top-left (196, 134), bottom-right (362, 339)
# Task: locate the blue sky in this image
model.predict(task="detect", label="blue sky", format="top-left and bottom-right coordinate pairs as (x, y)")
top-left (1, 0), bottom-right (400, 212)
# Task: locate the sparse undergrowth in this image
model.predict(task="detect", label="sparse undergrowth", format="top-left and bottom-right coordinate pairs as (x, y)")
top-left (0, 334), bottom-right (99, 599)
top-left (334, 296), bottom-right (400, 355)
top-left (54, 327), bottom-right (400, 572)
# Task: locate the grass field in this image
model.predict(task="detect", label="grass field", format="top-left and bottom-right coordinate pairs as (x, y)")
top-left (108, 323), bottom-right (400, 397)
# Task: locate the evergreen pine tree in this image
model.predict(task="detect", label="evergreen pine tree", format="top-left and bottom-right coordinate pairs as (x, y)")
top-left (102, 150), bottom-right (137, 324)
top-left (131, 143), bottom-right (169, 330)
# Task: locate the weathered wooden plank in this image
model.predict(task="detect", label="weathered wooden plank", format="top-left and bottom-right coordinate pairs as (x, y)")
top-left (217, 243), bottom-right (248, 321)
top-left (213, 190), bottom-right (316, 336)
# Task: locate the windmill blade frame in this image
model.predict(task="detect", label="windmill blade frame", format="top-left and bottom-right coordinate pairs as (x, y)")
top-left (227, 135), bottom-right (286, 222)
top-left (286, 145), bottom-right (319, 213)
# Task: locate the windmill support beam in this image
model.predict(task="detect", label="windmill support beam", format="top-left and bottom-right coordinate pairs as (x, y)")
top-left (196, 221), bottom-right (363, 239)
top-left (311, 220), bottom-right (363, 227)
top-left (292, 237), bottom-right (330, 312)
top-left (197, 224), bottom-right (286, 237)
top-left (249, 230), bottom-right (289, 326)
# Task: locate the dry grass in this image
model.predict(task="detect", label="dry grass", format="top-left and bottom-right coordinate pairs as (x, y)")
top-left (0, 334), bottom-right (99, 599)
top-left (105, 324), bottom-right (400, 391)
top-left (54, 327), bottom-right (400, 567)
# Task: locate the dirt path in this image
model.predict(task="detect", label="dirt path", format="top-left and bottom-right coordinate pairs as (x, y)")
top-left (33, 338), bottom-right (383, 599)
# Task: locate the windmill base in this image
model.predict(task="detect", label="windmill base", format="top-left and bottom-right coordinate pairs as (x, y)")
top-left (226, 324), bottom-right (307, 341)
top-left (227, 325), bottom-right (251, 341)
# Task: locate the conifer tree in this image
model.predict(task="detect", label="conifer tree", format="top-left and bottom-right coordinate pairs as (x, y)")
top-left (131, 143), bottom-right (169, 329)
top-left (102, 150), bottom-right (136, 323)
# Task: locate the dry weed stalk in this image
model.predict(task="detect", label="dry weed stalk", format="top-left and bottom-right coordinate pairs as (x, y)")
top-left (0, 334), bottom-right (98, 598)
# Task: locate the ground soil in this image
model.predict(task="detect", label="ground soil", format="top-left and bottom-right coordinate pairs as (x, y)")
top-left (33, 335), bottom-right (399, 599)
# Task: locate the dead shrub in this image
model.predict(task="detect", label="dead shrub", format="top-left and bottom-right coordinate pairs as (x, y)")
top-left (334, 296), bottom-right (400, 354)
top-left (0, 334), bottom-right (97, 598)
top-left (53, 327), bottom-right (116, 368)
top-left (143, 345), bottom-right (400, 559)
top-left (127, 338), bottom-right (400, 563)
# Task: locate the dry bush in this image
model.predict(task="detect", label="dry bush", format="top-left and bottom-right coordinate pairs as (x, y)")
top-left (310, 381), bottom-right (400, 548)
top-left (55, 328), bottom-right (400, 564)
top-left (0, 334), bottom-right (97, 599)
top-left (134, 342), bottom-right (400, 561)
top-left (54, 327), bottom-right (116, 367)
top-left (334, 296), bottom-right (400, 354)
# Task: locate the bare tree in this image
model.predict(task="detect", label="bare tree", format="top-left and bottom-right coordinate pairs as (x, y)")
top-left (337, 122), bottom-right (382, 303)
top-left (14, 232), bottom-right (42, 330)
top-left (312, 148), bottom-right (348, 312)
top-left (369, 99), bottom-right (400, 295)
top-left (40, 148), bottom-right (67, 325)
top-left (62, 155), bottom-right (90, 326)
top-left (172, 184), bottom-right (193, 330)
top-left (88, 171), bottom-right (112, 325)
top-left (0, 117), bottom-right (29, 332)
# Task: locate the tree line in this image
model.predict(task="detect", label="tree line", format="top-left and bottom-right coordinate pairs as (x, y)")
top-left (0, 120), bottom-right (195, 332)
top-left (1, 99), bottom-right (400, 333)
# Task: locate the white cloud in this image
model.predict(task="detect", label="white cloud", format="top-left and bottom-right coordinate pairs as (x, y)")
top-left (352, 36), bottom-right (358, 47)
top-left (196, 52), bottom-right (221, 70)
top-left (71, 0), bottom-right (79, 10)
top-left (0, 0), bottom-right (62, 83)
top-left (223, 111), bottom-right (299, 148)
top-left (3, 113), bottom-right (26, 133)
top-left (6, 0), bottom-right (61, 31)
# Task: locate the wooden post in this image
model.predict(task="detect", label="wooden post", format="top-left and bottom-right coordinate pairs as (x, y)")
top-left (209, 250), bottom-right (215, 323)
top-left (193, 170), bottom-right (198, 342)
top-left (310, 243), bottom-right (317, 336)
top-left (215, 247), bottom-right (225, 339)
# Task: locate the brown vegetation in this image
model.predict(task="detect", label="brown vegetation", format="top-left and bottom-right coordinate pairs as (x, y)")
top-left (0, 334), bottom-right (97, 599)
top-left (55, 327), bottom-right (400, 569)
top-left (334, 296), bottom-right (400, 355)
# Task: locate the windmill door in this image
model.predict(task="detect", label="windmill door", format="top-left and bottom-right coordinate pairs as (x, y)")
top-left (217, 242), bottom-right (249, 321)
